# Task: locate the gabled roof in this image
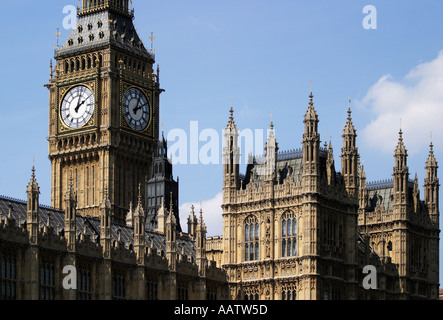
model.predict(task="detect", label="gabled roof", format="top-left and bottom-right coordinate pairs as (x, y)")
top-left (0, 196), bottom-right (196, 258)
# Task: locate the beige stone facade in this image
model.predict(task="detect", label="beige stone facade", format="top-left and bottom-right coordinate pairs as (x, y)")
top-left (0, 0), bottom-right (229, 301)
top-left (206, 94), bottom-right (440, 300)
top-left (0, 0), bottom-right (439, 301)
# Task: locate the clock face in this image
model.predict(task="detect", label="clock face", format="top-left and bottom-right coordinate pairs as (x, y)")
top-left (61, 85), bottom-right (95, 129)
top-left (123, 87), bottom-right (150, 131)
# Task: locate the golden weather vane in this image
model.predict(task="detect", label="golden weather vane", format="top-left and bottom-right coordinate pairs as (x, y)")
top-left (150, 32), bottom-right (155, 52)
top-left (55, 27), bottom-right (61, 48)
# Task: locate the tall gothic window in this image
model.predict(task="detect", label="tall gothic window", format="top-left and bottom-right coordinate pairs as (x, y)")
top-left (245, 216), bottom-right (259, 262)
top-left (177, 282), bottom-right (189, 300)
top-left (77, 265), bottom-right (92, 300)
top-left (112, 272), bottom-right (126, 300)
top-left (147, 279), bottom-right (158, 300)
top-left (282, 212), bottom-right (297, 257)
top-left (1, 252), bottom-right (17, 300)
top-left (244, 287), bottom-right (259, 301)
top-left (41, 260), bottom-right (55, 300)
top-left (282, 287), bottom-right (297, 300)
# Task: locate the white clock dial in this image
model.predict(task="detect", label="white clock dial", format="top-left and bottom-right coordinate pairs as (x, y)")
top-left (61, 85), bottom-right (95, 129)
top-left (123, 87), bottom-right (150, 131)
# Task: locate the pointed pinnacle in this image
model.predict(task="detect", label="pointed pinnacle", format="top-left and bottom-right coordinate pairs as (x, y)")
top-left (137, 183), bottom-right (142, 204)
top-left (199, 207), bottom-right (204, 224)
top-left (169, 192), bottom-right (174, 213)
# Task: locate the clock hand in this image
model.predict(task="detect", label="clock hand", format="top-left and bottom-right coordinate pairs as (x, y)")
top-left (133, 98), bottom-right (142, 115)
top-left (75, 95), bottom-right (92, 113)
top-left (74, 98), bottom-right (81, 114)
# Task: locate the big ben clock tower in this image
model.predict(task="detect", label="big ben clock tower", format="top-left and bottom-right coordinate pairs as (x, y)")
top-left (47, 0), bottom-right (162, 222)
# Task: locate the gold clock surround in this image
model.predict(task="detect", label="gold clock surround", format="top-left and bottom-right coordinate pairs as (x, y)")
top-left (58, 82), bottom-right (96, 132)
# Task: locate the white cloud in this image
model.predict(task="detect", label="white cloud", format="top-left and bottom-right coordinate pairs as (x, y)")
top-left (360, 51), bottom-right (443, 155)
top-left (179, 192), bottom-right (223, 237)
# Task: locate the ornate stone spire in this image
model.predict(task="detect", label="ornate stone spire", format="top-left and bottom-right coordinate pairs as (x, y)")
top-left (26, 163), bottom-right (40, 245)
top-left (187, 205), bottom-right (198, 238)
top-left (223, 97), bottom-right (240, 194)
top-left (426, 139), bottom-right (438, 169)
top-left (394, 128), bottom-right (408, 162)
top-left (265, 117), bottom-right (278, 180)
top-left (199, 207), bottom-right (206, 231)
top-left (304, 91), bottom-right (319, 124)
top-left (343, 98), bottom-right (357, 137)
top-left (226, 97), bottom-right (237, 130)
top-left (27, 164), bottom-right (40, 194)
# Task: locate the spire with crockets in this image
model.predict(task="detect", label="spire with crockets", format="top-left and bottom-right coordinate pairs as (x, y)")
top-left (341, 98), bottom-right (359, 198)
top-left (223, 99), bottom-right (240, 201)
top-left (425, 136), bottom-right (439, 224)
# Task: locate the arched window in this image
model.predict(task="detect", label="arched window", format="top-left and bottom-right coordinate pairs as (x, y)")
top-left (245, 216), bottom-right (259, 262)
top-left (282, 287), bottom-right (297, 300)
top-left (282, 212), bottom-right (297, 257)
top-left (1, 253), bottom-right (17, 300)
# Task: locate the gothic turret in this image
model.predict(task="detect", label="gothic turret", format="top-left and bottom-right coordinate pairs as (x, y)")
top-left (26, 165), bottom-right (40, 245)
top-left (133, 187), bottom-right (146, 265)
top-left (301, 90), bottom-right (321, 261)
top-left (359, 164), bottom-right (368, 211)
top-left (223, 105), bottom-right (240, 203)
top-left (264, 121), bottom-right (279, 182)
top-left (393, 129), bottom-right (409, 206)
top-left (166, 194), bottom-right (177, 271)
top-left (393, 128), bottom-right (409, 217)
top-left (100, 189), bottom-right (112, 260)
top-left (187, 205), bottom-right (198, 239)
top-left (341, 101), bottom-right (359, 197)
top-left (65, 176), bottom-right (77, 252)
top-left (196, 208), bottom-right (207, 278)
top-left (425, 141), bottom-right (439, 224)
top-left (302, 91), bottom-right (320, 190)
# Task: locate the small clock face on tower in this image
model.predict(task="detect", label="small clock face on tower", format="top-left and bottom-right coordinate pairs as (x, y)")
top-left (123, 87), bottom-right (150, 131)
top-left (61, 85), bottom-right (95, 129)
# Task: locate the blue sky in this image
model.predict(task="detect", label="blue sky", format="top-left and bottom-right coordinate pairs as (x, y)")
top-left (1, 1), bottom-right (442, 278)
